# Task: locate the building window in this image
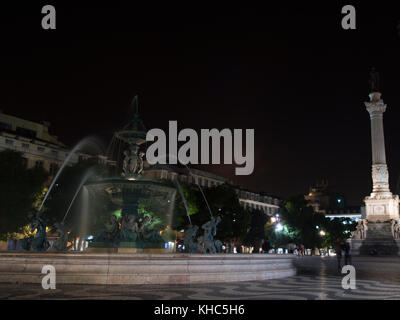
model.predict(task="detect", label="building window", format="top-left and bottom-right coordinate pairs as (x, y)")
top-left (21, 158), bottom-right (28, 168)
top-left (0, 122), bottom-right (12, 131)
top-left (49, 163), bottom-right (59, 176)
top-left (35, 160), bottom-right (44, 170)
top-left (16, 127), bottom-right (36, 139)
top-left (52, 150), bottom-right (58, 156)
top-left (22, 143), bottom-right (29, 150)
top-left (5, 139), bottom-right (13, 146)
top-left (37, 146), bottom-right (45, 152)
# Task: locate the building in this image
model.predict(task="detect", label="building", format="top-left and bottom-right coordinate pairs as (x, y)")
top-left (0, 111), bottom-right (92, 175)
top-left (235, 188), bottom-right (280, 216)
top-left (304, 180), bottom-right (361, 222)
top-left (143, 164), bottom-right (280, 216)
top-left (325, 207), bottom-right (363, 222)
top-left (143, 164), bottom-right (228, 188)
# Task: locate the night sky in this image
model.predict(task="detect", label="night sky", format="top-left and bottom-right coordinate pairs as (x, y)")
top-left (1, 3), bottom-right (400, 205)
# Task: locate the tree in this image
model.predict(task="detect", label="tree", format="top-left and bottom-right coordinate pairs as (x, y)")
top-left (243, 209), bottom-right (268, 252)
top-left (278, 195), bottom-right (325, 251)
top-left (171, 182), bottom-right (251, 243)
top-left (276, 195), bottom-right (357, 252)
top-left (197, 184), bottom-right (250, 243)
top-left (0, 150), bottom-right (48, 240)
top-left (321, 217), bottom-right (357, 248)
top-left (170, 182), bottom-right (200, 231)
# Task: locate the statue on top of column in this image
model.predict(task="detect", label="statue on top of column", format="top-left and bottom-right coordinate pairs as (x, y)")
top-left (369, 67), bottom-right (380, 93)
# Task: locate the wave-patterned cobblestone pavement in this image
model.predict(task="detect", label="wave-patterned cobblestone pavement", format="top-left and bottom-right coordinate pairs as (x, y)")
top-left (1, 275), bottom-right (400, 300)
top-left (1, 256), bottom-right (399, 300)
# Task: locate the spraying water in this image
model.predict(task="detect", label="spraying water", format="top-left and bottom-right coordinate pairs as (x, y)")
top-left (39, 137), bottom-right (102, 211)
top-left (158, 153), bottom-right (214, 219)
top-left (61, 168), bottom-right (96, 224)
top-left (166, 190), bottom-right (177, 228)
top-left (175, 178), bottom-right (192, 225)
top-left (77, 186), bottom-right (90, 251)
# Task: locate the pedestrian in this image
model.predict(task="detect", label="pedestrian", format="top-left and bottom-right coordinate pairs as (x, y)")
top-left (343, 240), bottom-right (352, 265)
top-left (300, 244), bottom-right (305, 256)
top-left (262, 240), bottom-right (269, 254)
top-left (335, 238), bottom-right (343, 273)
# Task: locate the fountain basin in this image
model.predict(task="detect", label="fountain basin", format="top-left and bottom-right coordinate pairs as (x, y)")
top-left (85, 178), bottom-right (176, 208)
top-left (0, 252), bottom-right (296, 285)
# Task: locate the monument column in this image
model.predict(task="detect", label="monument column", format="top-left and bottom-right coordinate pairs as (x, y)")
top-left (364, 92), bottom-right (399, 222)
top-left (351, 69), bottom-right (400, 255)
top-left (365, 92), bottom-right (391, 196)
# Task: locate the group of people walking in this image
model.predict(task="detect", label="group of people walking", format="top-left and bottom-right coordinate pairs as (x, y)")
top-left (295, 244), bottom-right (305, 256)
top-left (334, 239), bottom-right (352, 272)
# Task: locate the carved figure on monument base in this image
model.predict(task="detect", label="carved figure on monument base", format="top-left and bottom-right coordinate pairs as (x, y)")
top-left (391, 219), bottom-right (400, 240)
top-left (351, 219), bottom-right (368, 240)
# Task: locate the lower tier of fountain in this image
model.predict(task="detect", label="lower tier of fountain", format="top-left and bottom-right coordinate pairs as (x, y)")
top-left (0, 252), bottom-right (296, 285)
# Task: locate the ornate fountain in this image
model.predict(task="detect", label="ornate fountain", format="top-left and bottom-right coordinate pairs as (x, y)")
top-left (2, 98), bottom-right (297, 285)
top-left (86, 107), bottom-right (177, 253)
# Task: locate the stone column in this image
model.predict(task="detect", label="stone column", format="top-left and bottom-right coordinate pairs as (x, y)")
top-left (365, 92), bottom-right (390, 195)
top-left (364, 92), bottom-right (399, 222)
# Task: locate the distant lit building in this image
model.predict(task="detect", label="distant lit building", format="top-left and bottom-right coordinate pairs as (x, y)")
top-left (0, 111), bottom-right (92, 175)
top-left (143, 164), bottom-right (280, 216)
top-left (143, 164), bottom-right (228, 188)
top-left (325, 208), bottom-right (362, 222)
top-left (235, 188), bottom-right (280, 216)
top-left (304, 180), bottom-right (361, 221)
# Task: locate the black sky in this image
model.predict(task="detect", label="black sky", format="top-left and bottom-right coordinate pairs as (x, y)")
top-left (1, 2), bottom-right (400, 205)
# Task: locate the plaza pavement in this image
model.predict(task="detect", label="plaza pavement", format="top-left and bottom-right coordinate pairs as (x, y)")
top-left (0, 255), bottom-right (400, 300)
